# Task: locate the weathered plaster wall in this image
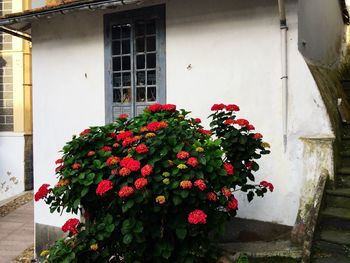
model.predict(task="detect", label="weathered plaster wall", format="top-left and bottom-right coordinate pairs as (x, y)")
top-left (32, 0), bottom-right (333, 228)
top-left (0, 133), bottom-right (25, 202)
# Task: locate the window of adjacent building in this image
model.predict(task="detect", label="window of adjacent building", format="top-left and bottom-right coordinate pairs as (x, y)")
top-left (105, 5), bottom-right (165, 122)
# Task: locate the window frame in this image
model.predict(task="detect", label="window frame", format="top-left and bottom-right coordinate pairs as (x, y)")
top-left (104, 5), bottom-right (166, 123)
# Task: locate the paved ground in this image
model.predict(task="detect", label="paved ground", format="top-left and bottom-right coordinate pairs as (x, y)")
top-left (0, 201), bottom-right (34, 263)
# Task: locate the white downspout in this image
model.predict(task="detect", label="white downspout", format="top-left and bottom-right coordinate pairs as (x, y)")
top-left (278, 0), bottom-right (288, 152)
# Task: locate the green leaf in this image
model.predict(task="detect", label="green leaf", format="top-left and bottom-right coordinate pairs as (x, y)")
top-left (199, 157), bottom-right (206, 165)
top-left (73, 198), bottom-right (80, 209)
top-left (180, 190), bottom-right (189, 199)
top-left (167, 135), bottom-right (177, 146)
top-left (81, 187), bottom-right (89, 197)
top-left (247, 191), bottom-right (254, 202)
top-left (106, 224), bottom-right (115, 233)
top-left (239, 136), bottom-right (248, 145)
top-left (172, 196), bottom-right (182, 206)
top-left (123, 233), bottom-right (133, 245)
top-left (176, 228), bottom-right (187, 240)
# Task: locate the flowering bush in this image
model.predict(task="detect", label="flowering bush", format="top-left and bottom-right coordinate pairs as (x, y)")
top-left (37, 103), bottom-right (272, 263)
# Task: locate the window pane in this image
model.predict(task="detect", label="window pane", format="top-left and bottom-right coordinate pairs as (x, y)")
top-left (136, 87), bottom-right (146, 102)
top-left (146, 36), bottom-right (156, 52)
top-left (113, 73), bottom-right (121, 87)
top-left (113, 57), bottom-right (121, 71)
top-left (122, 72), bottom-right (131, 86)
top-left (147, 86), bottom-right (156, 102)
top-left (147, 70), bottom-right (156, 86)
top-left (122, 56), bottom-right (131, 71)
top-left (137, 55), bottom-right (145, 69)
top-left (121, 25), bottom-right (131, 38)
top-left (147, 53), bottom-right (156, 68)
top-left (112, 26), bottom-right (121, 40)
top-left (136, 38), bottom-right (145, 53)
top-left (112, 41), bottom-right (121, 55)
top-left (146, 20), bottom-right (156, 35)
top-left (122, 88), bottom-right (131, 103)
top-left (135, 22), bottom-right (145, 36)
top-left (113, 89), bottom-right (121, 103)
top-left (137, 71), bottom-right (145, 86)
top-left (122, 40), bottom-right (130, 54)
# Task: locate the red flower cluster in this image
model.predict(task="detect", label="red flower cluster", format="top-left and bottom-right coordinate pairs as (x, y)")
top-left (119, 167), bottom-right (131, 177)
top-left (198, 128), bottom-right (212, 135)
top-left (118, 186), bottom-right (134, 197)
top-left (254, 133), bottom-right (263, 139)
top-left (80, 129), bottom-right (91, 136)
top-left (148, 103), bottom-right (162, 112)
top-left (211, 103), bottom-right (226, 111)
top-left (162, 104), bottom-right (176, 111)
top-left (55, 165), bottom-right (64, 173)
top-left (194, 179), bottom-right (206, 191)
top-left (207, 192), bottom-right (217, 202)
top-left (118, 113), bottom-right (129, 119)
top-left (260, 181), bottom-right (274, 192)
top-left (188, 209), bottom-right (207, 224)
top-left (176, 151), bottom-right (190, 160)
top-left (62, 218), bottom-right (80, 235)
top-left (180, 180), bottom-right (193, 189)
top-left (106, 156), bottom-right (120, 166)
top-left (194, 118), bottom-right (201, 124)
top-left (227, 197), bottom-right (238, 210)
top-left (135, 144), bottom-right (149, 154)
top-left (187, 157), bottom-right (199, 167)
top-left (87, 151), bottom-right (95, 157)
top-left (72, 163), bottom-right (81, 170)
top-left (245, 161), bottom-right (254, 170)
top-left (117, 131), bottom-right (133, 141)
top-left (101, 146), bottom-right (112, 152)
top-left (235, 119), bottom-right (249, 127)
top-left (134, 178), bottom-right (148, 190)
top-left (221, 187), bottom-right (232, 197)
top-left (226, 104), bottom-right (240, 111)
top-left (224, 163), bottom-right (234, 175)
top-left (34, 184), bottom-right (50, 201)
top-left (147, 103), bottom-right (177, 112)
top-left (120, 157), bottom-right (141, 171)
top-left (247, 124), bottom-right (255, 131)
top-left (223, 119), bottom-right (235, 125)
top-left (146, 121), bottom-right (168, 132)
top-left (141, 164), bottom-right (153, 177)
top-left (122, 136), bottom-right (139, 147)
top-left (55, 159), bottom-right (63, 164)
top-left (96, 180), bottom-right (114, 196)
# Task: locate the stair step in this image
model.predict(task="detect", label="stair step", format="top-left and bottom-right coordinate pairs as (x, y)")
top-left (321, 207), bottom-right (350, 221)
top-left (338, 168), bottom-right (350, 175)
top-left (320, 217), bottom-right (350, 231)
top-left (326, 195), bottom-right (350, 209)
top-left (312, 240), bottom-right (350, 259)
top-left (326, 188), bottom-right (350, 198)
top-left (340, 150), bottom-right (350, 157)
top-left (320, 230), bottom-right (350, 245)
top-left (336, 176), bottom-right (350, 188)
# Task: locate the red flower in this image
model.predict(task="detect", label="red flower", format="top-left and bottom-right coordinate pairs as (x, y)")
top-left (120, 157), bottom-right (141, 171)
top-left (113, 143), bottom-right (120, 148)
top-left (162, 104), bottom-right (176, 111)
top-left (72, 163), bottom-right (81, 170)
top-left (224, 163), bottom-right (234, 175)
top-left (247, 124), bottom-right (255, 131)
top-left (101, 146), bottom-right (112, 152)
top-left (106, 156), bottom-right (120, 166)
top-left (118, 113), bottom-right (129, 119)
top-left (187, 157), bottom-right (199, 167)
top-left (119, 167), bottom-right (131, 177)
top-left (227, 197), bottom-right (238, 210)
top-left (141, 164), bottom-right (153, 177)
top-left (188, 209), bottom-right (207, 224)
top-left (34, 184), bottom-right (50, 201)
top-left (108, 132), bottom-right (118, 139)
top-left (176, 151), bottom-right (190, 160)
top-left (198, 129), bottom-right (212, 135)
top-left (235, 119), bottom-right (249, 127)
top-left (87, 151), bottom-right (95, 157)
top-left (80, 129), bottom-right (91, 136)
top-left (194, 179), bottom-right (206, 191)
top-left (96, 180), bottom-right (114, 196)
top-left (223, 119), bottom-right (235, 125)
top-left (122, 137), bottom-right (136, 147)
top-left (221, 187), bottom-right (232, 197)
top-left (226, 104), bottom-right (240, 111)
top-left (260, 181), bottom-right (274, 192)
top-left (207, 192), bottom-right (217, 202)
top-left (134, 178), bottom-right (148, 190)
top-left (118, 186), bottom-right (134, 197)
top-left (254, 133), bottom-right (263, 139)
top-left (148, 103), bottom-right (162, 112)
top-left (194, 118), bottom-right (201, 124)
top-left (111, 169), bottom-right (119, 175)
top-left (245, 161), bottom-right (254, 170)
top-left (55, 159), bottom-right (64, 164)
top-left (136, 144), bottom-right (149, 154)
top-left (211, 103), bottom-right (226, 111)
top-left (55, 165), bottom-right (64, 173)
top-left (146, 121), bottom-right (168, 132)
top-left (180, 180), bottom-right (192, 189)
top-left (62, 218), bottom-right (80, 235)
top-left (117, 131), bottom-right (133, 141)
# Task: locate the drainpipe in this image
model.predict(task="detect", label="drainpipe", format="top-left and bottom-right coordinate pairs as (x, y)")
top-left (278, 0), bottom-right (288, 152)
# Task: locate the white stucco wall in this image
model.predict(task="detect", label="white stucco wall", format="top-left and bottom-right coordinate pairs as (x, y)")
top-left (32, 0), bottom-right (333, 227)
top-left (0, 133), bottom-right (25, 202)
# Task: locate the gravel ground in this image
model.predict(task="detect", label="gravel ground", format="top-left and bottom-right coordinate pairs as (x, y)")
top-left (11, 245), bottom-right (35, 263)
top-left (0, 192), bottom-right (33, 217)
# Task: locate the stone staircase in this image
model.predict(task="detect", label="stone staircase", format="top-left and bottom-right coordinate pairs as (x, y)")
top-left (311, 131), bottom-right (350, 262)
